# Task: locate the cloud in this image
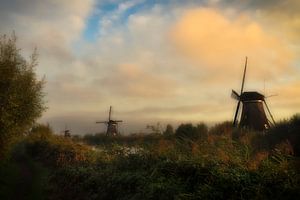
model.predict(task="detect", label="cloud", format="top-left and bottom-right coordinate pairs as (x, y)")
top-left (217, 0), bottom-right (300, 43)
top-left (0, 0), bottom-right (95, 74)
top-left (170, 8), bottom-right (294, 80)
top-left (268, 80), bottom-right (300, 118)
top-left (94, 63), bottom-right (177, 98)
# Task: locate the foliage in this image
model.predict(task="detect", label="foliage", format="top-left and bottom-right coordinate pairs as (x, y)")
top-left (175, 123), bottom-right (208, 140)
top-left (26, 126), bottom-right (95, 167)
top-left (0, 33), bottom-right (46, 158)
top-left (146, 122), bottom-right (163, 134)
top-left (44, 147), bottom-right (299, 200)
top-left (3, 114), bottom-right (297, 200)
top-left (264, 114), bottom-right (300, 155)
top-left (0, 139), bottom-right (49, 200)
top-left (163, 124), bottom-right (174, 136)
top-left (21, 116), bottom-right (299, 199)
top-left (209, 121), bottom-right (232, 136)
top-left (83, 132), bottom-right (162, 148)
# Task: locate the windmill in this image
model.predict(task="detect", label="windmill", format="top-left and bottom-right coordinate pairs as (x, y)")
top-left (231, 57), bottom-right (276, 131)
top-left (61, 125), bottom-right (71, 137)
top-left (96, 106), bottom-right (123, 136)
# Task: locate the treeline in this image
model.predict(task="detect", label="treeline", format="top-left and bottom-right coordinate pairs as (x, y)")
top-left (82, 122), bottom-right (222, 146)
top-left (82, 116), bottom-right (300, 156)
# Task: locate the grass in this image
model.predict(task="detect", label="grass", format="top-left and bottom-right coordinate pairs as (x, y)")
top-left (0, 141), bottom-right (50, 200)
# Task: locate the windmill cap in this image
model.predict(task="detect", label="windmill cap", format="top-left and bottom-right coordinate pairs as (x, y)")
top-left (240, 91), bottom-right (265, 101)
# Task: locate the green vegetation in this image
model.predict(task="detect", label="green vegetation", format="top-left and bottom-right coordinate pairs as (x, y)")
top-left (17, 116), bottom-right (300, 200)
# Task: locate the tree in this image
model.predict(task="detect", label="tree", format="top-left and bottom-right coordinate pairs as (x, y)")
top-left (146, 122), bottom-right (163, 134)
top-left (175, 123), bottom-right (208, 140)
top-left (195, 123), bottom-right (208, 140)
top-left (175, 123), bottom-right (196, 139)
top-left (0, 33), bottom-right (46, 157)
top-left (163, 124), bottom-right (174, 136)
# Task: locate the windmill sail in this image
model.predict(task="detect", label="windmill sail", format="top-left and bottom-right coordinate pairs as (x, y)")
top-left (233, 57), bottom-right (248, 126)
top-left (231, 90), bottom-right (240, 100)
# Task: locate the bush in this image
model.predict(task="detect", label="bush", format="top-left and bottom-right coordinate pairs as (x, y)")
top-left (163, 124), bottom-right (174, 136)
top-left (209, 121), bottom-right (232, 136)
top-left (26, 130), bottom-right (94, 167)
top-left (175, 123), bottom-right (208, 140)
top-left (265, 114), bottom-right (300, 155)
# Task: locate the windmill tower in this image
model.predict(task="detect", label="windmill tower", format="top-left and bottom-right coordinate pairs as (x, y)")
top-left (62, 124), bottom-right (71, 137)
top-left (231, 57), bottom-right (276, 131)
top-left (96, 106), bottom-right (123, 136)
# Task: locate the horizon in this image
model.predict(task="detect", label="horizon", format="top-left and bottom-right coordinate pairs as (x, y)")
top-left (1, 0), bottom-right (299, 134)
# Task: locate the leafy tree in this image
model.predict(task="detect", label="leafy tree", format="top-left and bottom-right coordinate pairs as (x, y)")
top-left (163, 124), bottom-right (174, 136)
top-left (195, 122), bottom-right (208, 140)
top-left (0, 33), bottom-right (46, 157)
top-left (175, 123), bottom-right (208, 140)
top-left (209, 121), bottom-right (232, 136)
top-left (30, 123), bottom-right (53, 137)
top-left (146, 122), bottom-right (163, 134)
top-left (175, 123), bottom-right (196, 139)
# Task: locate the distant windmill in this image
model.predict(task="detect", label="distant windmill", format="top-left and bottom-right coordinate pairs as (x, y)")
top-left (231, 57), bottom-right (276, 131)
top-left (62, 124), bottom-right (71, 137)
top-left (96, 106), bottom-right (123, 136)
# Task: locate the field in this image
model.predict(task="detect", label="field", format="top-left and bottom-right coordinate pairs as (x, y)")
top-left (1, 116), bottom-right (300, 200)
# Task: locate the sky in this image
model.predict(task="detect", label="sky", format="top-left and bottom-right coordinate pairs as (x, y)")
top-left (1, 0), bottom-right (299, 134)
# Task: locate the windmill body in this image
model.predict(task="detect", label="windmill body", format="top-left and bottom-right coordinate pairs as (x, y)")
top-left (64, 129), bottom-right (71, 137)
top-left (239, 92), bottom-right (270, 131)
top-left (96, 106), bottom-right (123, 136)
top-left (232, 57), bottom-right (275, 131)
top-left (106, 120), bottom-right (121, 136)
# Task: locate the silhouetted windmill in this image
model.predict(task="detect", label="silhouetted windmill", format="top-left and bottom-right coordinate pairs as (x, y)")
top-left (231, 57), bottom-right (276, 131)
top-left (62, 124), bottom-right (71, 137)
top-left (96, 106), bottom-right (123, 136)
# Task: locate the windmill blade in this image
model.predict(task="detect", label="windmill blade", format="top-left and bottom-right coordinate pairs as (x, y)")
top-left (240, 56), bottom-right (248, 94)
top-left (233, 57), bottom-right (248, 127)
top-left (96, 121), bottom-right (108, 124)
top-left (114, 120), bottom-right (123, 122)
top-left (233, 101), bottom-right (241, 126)
top-left (231, 90), bottom-right (240, 100)
top-left (265, 94), bottom-right (278, 98)
top-left (263, 100), bottom-right (276, 125)
top-left (109, 106), bottom-right (112, 121)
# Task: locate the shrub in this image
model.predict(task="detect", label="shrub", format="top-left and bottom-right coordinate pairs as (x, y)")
top-left (260, 114), bottom-right (300, 155)
top-left (209, 121), bottom-right (232, 136)
top-left (26, 130), bottom-right (94, 167)
top-left (175, 123), bottom-right (208, 140)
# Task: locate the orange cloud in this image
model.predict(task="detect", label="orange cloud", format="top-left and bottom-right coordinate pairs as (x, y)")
top-left (271, 80), bottom-right (300, 110)
top-left (170, 8), bottom-right (294, 79)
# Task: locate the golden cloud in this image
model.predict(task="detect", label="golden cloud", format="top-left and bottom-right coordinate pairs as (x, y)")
top-left (170, 8), bottom-right (294, 79)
